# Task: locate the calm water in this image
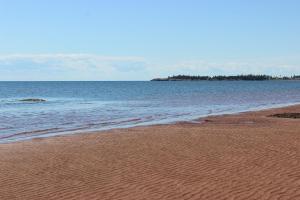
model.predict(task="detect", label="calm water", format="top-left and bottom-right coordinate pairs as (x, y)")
top-left (0, 81), bottom-right (300, 143)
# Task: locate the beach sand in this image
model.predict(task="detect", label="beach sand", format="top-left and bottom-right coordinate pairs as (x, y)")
top-left (0, 105), bottom-right (300, 200)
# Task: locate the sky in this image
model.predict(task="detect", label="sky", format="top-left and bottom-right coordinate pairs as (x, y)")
top-left (0, 0), bottom-right (300, 80)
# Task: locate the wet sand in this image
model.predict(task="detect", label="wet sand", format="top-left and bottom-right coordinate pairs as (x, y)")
top-left (0, 105), bottom-right (300, 200)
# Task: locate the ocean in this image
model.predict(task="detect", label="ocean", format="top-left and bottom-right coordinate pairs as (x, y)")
top-left (0, 81), bottom-right (300, 143)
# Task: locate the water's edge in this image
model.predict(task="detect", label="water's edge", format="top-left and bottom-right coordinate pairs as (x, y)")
top-left (1, 102), bottom-right (299, 144)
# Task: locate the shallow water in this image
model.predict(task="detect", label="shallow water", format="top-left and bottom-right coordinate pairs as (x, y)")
top-left (0, 81), bottom-right (300, 143)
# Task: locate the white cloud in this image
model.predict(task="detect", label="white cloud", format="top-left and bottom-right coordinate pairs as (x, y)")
top-left (0, 53), bottom-right (144, 61)
top-left (148, 58), bottom-right (300, 77)
top-left (0, 53), bottom-right (299, 80)
top-left (0, 53), bottom-right (144, 68)
top-left (0, 54), bottom-right (147, 80)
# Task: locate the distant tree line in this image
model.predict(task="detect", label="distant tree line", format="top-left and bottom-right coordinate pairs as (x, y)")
top-left (151, 74), bottom-right (300, 81)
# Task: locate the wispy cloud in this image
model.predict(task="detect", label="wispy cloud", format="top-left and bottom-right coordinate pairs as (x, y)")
top-left (0, 54), bottom-right (147, 80)
top-left (148, 58), bottom-right (300, 77)
top-left (0, 53), bottom-right (299, 80)
top-left (0, 53), bottom-right (144, 61)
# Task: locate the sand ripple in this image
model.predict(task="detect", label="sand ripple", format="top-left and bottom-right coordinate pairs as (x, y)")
top-left (0, 105), bottom-right (300, 200)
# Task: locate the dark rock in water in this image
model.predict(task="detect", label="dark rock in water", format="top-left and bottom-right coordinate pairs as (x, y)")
top-left (19, 98), bottom-right (46, 102)
top-left (270, 113), bottom-right (300, 119)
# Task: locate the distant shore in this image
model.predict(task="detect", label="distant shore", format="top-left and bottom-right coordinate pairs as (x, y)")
top-left (151, 74), bottom-right (300, 81)
top-left (1, 104), bottom-right (300, 199)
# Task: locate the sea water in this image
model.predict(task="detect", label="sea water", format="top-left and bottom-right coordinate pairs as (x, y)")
top-left (0, 81), bottom-right (300, 143)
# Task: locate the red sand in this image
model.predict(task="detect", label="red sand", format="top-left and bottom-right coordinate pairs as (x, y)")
top-left (1, 105), bottom-right (300, 200)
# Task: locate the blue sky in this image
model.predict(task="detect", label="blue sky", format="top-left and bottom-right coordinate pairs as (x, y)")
top-left (0, 0), bottom-right (299, 80)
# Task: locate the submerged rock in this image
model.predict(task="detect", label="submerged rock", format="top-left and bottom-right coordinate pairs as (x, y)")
top-left (19, 98), bottom-right (46, 102)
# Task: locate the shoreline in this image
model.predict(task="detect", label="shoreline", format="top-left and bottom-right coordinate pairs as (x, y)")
top-left (1, 104), bottom-right (300, 199)
top-left (1, 101), bottom-right (300, 144)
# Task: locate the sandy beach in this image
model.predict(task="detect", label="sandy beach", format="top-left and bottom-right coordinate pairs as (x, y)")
top-left (0, 105), bottom-right (300, 200)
